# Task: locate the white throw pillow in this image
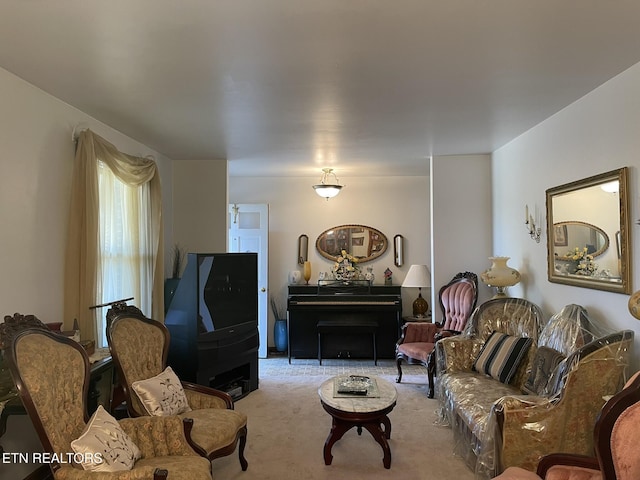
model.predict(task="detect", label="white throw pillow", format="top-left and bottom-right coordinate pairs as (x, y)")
top-left (70, 405), bottom-right (141, 472)
top-left (131, 366), bottom-right (191, 416)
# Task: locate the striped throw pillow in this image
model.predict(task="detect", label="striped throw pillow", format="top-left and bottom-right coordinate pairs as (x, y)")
top-left (473, 331), bottom-right (533, 384)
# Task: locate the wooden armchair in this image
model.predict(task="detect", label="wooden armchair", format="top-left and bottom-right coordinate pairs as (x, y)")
top-left (494, 370), bottom-right (640, 480)
top-left (6, 328), bottom-right (212, 479)
top-left (106, 305), bottom-right (248, 471)
top-left (395, 271), bottom-right (478, 397)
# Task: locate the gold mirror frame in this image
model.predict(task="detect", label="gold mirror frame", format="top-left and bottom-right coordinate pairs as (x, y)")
top-left (546, 167), bottom-right (631, 294)
top-left (316, 224), bottom-right (388, 264)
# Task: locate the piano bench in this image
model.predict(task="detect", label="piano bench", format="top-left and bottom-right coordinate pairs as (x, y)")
top-left (316, 319), bottom-right (378, 366)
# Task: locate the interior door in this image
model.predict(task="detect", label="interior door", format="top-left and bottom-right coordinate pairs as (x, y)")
top-left (228, 203), bottom-right (269, 358)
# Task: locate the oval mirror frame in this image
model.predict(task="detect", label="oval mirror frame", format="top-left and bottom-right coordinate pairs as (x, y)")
top-left (316, 224), bottom-right (388, 264)
top-left (553, 221), bottom-right (609, 260)
top-left (546, 167), bottom-right (631, 294)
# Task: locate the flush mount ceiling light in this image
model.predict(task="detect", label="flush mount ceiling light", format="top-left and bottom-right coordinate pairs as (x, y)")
top-left (312, 168), bottom-right (343, 200)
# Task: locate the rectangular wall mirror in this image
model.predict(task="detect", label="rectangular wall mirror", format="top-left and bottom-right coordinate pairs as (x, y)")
top-left (546, 167), bottom-right (631, 294)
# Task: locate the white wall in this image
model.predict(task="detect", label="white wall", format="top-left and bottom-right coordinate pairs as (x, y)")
top-left (229, 175), bottom-right (430, 345)
top-left (172, 159), bottom-right (228, 257)
top-left (431, 155), bottom-right (494, 312)
top-left (492, 61), bottom-right (640, 371)
top-left (0, 66), bottom-right (174, 479)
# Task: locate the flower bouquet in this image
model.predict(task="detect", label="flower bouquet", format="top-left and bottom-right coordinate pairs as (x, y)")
top-left (567, 246), bottom-right (597, 276)
top-left (333, 250), bottom-right (360, 281)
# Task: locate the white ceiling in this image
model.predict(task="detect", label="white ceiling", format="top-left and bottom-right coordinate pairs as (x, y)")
top-left (2, 1), bottom-right (640, 177)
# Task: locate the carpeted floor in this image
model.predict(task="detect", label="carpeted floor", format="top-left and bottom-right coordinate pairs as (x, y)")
top-left (211, 357), bottom-right (475, 480)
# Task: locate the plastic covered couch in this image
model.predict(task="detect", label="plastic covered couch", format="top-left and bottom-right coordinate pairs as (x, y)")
top-left (434, 299), bottom-right (633, 479)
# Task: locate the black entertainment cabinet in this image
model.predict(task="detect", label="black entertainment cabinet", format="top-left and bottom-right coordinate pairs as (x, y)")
top-left (165, 253), bottom-right (259, 399)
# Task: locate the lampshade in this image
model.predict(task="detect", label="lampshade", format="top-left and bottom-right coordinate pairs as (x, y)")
top-left (402, 265), bottom-right (431, 288)
top-left (402, 264), bottom-right (431, 317)
top-left (313, 168), bottom-right (343, 200)
top-left (480, 256), bottom-right (521, 297)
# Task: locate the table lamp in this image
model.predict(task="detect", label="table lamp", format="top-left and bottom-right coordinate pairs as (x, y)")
top-left (402, 264), bottom-right (431, 317)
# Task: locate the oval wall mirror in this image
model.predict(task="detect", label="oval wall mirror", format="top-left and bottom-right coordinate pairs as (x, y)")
top-left (316, 224), bottom-right (388, 263)
top-left (552, 221), bottom-right (609, 260)
top-left (546, 167), bottom-right (631, 294)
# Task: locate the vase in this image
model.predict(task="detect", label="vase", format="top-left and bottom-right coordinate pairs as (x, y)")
top-left (480, 257), bottom-right (521, 297)
top-left (289, 270), bottom-right (302, 284)
top-left (303, 261), bottom-right (312, 285)
top-left (274, 319), bottom-right (288, 352)
top-left (628, 290), bottom-right (640, 320)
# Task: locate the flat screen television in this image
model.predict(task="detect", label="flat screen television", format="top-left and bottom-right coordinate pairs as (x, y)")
top-left (165, 252), bottom-right (259, 386)
top-left (166, 252), bottom-right (258, 336)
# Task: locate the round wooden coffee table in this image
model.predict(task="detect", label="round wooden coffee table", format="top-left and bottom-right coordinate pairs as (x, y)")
top-left (318, 375), bottom-right (397, 469)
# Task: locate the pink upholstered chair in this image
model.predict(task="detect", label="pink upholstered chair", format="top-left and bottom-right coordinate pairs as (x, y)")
top-left (494, 370), bottom-right (640, 480)
top-left (395, 271), bottom-right (478, 398)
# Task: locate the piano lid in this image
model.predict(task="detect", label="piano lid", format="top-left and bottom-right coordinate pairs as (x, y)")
top-left (288, 281), bottom-right (401, 308)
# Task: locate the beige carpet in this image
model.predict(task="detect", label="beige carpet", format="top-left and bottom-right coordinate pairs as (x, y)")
top-left (211, 362), bottom-right (475, 480)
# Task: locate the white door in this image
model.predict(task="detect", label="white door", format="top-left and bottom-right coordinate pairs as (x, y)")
top-left (229, 204), bottom-right (269, 358)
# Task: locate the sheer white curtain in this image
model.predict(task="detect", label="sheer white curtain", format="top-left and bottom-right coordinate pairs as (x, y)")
top-left (65, 130), bottom-right (164, 346)
top-left (96, 163), bottom-right (154, 346)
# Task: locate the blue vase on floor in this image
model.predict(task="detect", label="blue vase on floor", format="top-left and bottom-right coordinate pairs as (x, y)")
top-left (274, 319), bottom-right (287, 352)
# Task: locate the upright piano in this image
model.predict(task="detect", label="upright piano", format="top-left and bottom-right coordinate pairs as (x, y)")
top-left (287, 281), bottom-right (402, 362)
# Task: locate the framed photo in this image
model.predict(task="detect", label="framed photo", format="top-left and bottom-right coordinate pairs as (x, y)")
top-left (554, 225), bottom-right (568, 247)
top-left (352, 237), bottom-right (364, 246)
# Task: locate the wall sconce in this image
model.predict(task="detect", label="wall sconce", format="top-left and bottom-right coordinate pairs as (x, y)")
top-left (312, 168), bottom-right (343, 200)
top-left (298, 234), bottom-right (308, 264)
top-left (393, 234), bottom-right (404, 267)
top-left (525, 204), bottom-right (541, 243)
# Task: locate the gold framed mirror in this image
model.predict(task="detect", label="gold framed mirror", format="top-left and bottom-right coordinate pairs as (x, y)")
top-left (316, 224), bottom-right (388, 263)
top-left (546, 167), bottom-right (631, 294)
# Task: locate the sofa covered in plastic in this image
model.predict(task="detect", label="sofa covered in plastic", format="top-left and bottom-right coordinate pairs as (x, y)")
top-left (434, 299), bottom-right (633, 479)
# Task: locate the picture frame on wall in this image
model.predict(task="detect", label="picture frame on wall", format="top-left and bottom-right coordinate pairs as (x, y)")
top-left (554, 224), bottom-right (568, 247)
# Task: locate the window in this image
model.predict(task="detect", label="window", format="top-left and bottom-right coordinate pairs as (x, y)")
top-left (96, 162), bottom-right (153, 347)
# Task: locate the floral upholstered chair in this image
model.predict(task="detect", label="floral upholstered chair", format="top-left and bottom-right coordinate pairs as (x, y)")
top-left (435, 299), bottom-right (634, 479)
top-left (493, 370), bottom-right (640, 480)
top-left (106, 305), bottom-right (248, 471)
top-left (395, 271), bottom-right (478, 397)
top-left (6, 328), bottom-right (212, 479)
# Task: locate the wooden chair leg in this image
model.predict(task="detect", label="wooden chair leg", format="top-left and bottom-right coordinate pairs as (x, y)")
top-left (395, 357), bottom-right (403, 383)
top-left (427, 351), bottom-right (436, 398)
top-left (238, 427), bottom-right (248, 471)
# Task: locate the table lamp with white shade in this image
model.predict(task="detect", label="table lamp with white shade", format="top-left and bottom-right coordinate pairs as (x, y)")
top-left (402, 264), bottom-right (431, 318)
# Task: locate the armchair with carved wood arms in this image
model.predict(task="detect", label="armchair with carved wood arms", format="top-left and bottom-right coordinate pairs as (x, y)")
top-left (6, 327), bottom-right (212, 480)
top-left (493, 370), bottom-right (640, 480)
top-left (106, 304), bottom-right (248, 471)
top-left (395, 271), bottom-right (478, 397)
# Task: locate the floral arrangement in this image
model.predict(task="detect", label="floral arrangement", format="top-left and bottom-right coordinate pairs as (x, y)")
top-left (333, 250), bottom-right (360, 281)
top-left (567, 246), bottom-right (597, 276)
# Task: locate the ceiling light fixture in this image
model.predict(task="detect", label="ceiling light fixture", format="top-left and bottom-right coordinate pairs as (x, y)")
top-left (312, 168), bottom-right (343, 200)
